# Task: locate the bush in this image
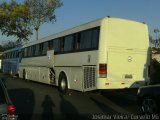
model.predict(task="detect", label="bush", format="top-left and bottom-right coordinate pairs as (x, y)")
top-left (150, 59), bottom-right (160, 84)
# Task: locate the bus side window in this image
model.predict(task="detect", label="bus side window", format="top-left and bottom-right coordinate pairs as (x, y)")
top-left (91, 27), bottom-right (100, 49)
top-left (64, 35), bottom-right (74, 52)
top-left (75, 33), bottom-right (80, 50)
top-left (42, 42), bottom-right (48, 55)
top-left (48, 40), bottom-right (53, 50)
top-left (53, 39), bottom-right (60, 54)
top-left (24, 48), bottom-right (27, 57)
top-left (27, 47), bottom-right (31, 57)
top-left (80, 30), bottom-right (92, 50)
top-left (22, 49), bottom-right (25, 58)
top-left (39, 43), bottom-right (43, 56)
top-left (10, 52), bottom-right (13, 58)
top-left (16, 51), bottom-right (19, 58)
top-left (30, 46), bottom-right (34, 57)
top-left (32, 45), bottom-right (36, 57)
top-left (8, 52), bottom-right (10, 58)
top-left (35, 44), bottom-right (40, 56)
top-left (14, 51), bottom-right (16, 58)
top-left (60, 38), bottom-right (64, 53)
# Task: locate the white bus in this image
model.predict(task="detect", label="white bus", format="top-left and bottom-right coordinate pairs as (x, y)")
top-left (19, 17), bottom-right (150, 92)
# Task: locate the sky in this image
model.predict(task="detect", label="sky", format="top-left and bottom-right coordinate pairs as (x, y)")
top-left (0, 0), bottom-right (160, 44)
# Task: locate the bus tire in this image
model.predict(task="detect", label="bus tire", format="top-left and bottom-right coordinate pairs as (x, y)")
top-left (58, 72), bottom-right (68, 94)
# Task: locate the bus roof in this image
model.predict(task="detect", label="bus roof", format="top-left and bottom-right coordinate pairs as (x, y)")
top-left (23, 16), bottom-right (147, 47)
top-left (3, 46), bottom-right (22, 54)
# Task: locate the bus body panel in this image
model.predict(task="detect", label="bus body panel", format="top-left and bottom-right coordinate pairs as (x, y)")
top-left (107, 18), bottom-right (149, 49)
top-left (20, 56), bottom-right (51, 67)
top-left (20, 66), bottom-right (50, 84)
top-left (53, 67), bottom-right (83, 91)
top-left (54, 51), bottom-right (98, 91)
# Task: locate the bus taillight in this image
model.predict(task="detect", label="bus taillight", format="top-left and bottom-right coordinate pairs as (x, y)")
top-left (99, 64), bottom-right (107, 78)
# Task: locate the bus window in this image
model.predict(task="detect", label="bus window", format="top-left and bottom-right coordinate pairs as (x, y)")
top-left (27, 47), bottom-right (31, 57)
top-left (7, 53), bottom-right (10, 59)
top-left (10, 52), bottom-right (13, 58)
top-left (91, 28), bottom-right (100, 49)
top-left (80, 30), bottom-right (92, 49)
top-left (42, 42), bottom-right (48, 55)
top-left (64, 35), bottom-right (74, 52)
top-left (60, 38), bottom-right (64, 53)
top-left (24, 48), bottom-right (27, 57)
top-left (35, 44), bottom-right (40, 56)
top-left (13, 51), bottom-right (16, 58)
top-left (39, 43), bottom-right (43, 55)
top-left (21, 49), bottom-right (25, 58)
top-left (32, 45), bottom-right (36, 56)
top-left (30, 46), bottom-right (34, 57)
top-left (75, 33), bottom-right (80, 50)
top-left (48, 40), bottom-right (53, 50)
top-left (8, 52), bottom-right (10, 58)
top-left (53, 39), bottom-right (60, 54)
top-left (16, 50), bottom-right (19, 58)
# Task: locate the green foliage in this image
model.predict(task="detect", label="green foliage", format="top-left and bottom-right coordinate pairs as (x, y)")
top-left (0, 0), bottom-right (32, 41)
top-left (0, 45), bottom-right (4, 52)
top-left (1, 40), bottom-right (21, 51)
top-left (0, 0), bottom-right (62, 41)
top-left (150, 59), bottom-right (160, 84)
top-left (25, 0), bottom-right (63, 40)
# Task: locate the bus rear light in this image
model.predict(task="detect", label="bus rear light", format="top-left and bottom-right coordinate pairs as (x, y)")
top-left (99, 64), bottom-right (107, 78)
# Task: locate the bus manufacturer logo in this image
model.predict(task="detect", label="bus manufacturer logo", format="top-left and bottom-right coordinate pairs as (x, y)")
top-left (128, 56), bottom-right (132, 62)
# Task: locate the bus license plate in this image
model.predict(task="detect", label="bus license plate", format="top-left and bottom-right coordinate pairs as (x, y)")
top-left (125, 74), bottom-right (132, 79)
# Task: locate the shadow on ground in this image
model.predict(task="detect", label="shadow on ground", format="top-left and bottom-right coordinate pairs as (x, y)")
top-left (41, 95), bottom-right (55, 120)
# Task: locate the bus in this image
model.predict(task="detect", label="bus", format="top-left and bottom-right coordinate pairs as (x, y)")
top-left (2, 47), bottom-right (22, 76)
top-left (19, 17), bottom-right (150, 92)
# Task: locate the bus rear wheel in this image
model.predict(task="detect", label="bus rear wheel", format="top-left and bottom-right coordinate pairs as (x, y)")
top-left (58, 73), bottom-right (68, 94)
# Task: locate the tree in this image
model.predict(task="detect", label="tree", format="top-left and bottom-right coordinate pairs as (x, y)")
top-left (25, 0), bottom-right (62, 40)
top-left (0, 45), bottom-right (4, 52)
top-left (1, 40), bottom-right (21, 51)
top-left (149, 35), bottom-right (154, 43)
top-left (154, 28), bottom-right (160, 48)
top-left (0, 0), bottom-right (32, 42)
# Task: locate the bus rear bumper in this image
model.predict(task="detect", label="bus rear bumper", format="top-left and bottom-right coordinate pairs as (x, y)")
top-left (96, 78), bottom-right (146, 89)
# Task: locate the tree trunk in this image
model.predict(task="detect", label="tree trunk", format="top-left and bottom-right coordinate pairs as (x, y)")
top-left (35, 27), bottom-right (39, 40)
